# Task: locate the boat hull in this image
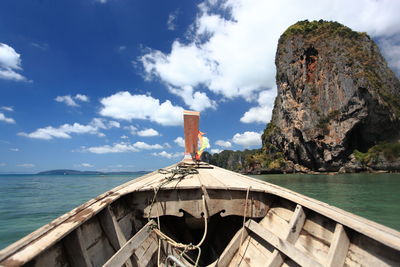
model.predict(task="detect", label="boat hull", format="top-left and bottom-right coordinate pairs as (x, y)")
top-left (1, 164), bottom-right (399, 266)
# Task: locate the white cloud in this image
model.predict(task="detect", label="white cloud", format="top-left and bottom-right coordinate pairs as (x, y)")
top-left (211, 148), bottom-right (222, 154)
top-left (121, 135), bottom-right (129, 139)
top-left (232, 131), bottom-right (261, 148)
top-left (55, 95), bottom-right (78, 107)
top-left (378, 36), bottom-right (400, 75)
top-left (95, 0), bottom-right (107, 3)
top-left (167, 9), bottom-right (179, 31)
top-left (18, 118), bottom-right (119, 140)
top-left (0, 112), bottom-right (15, 124)
top-left (240, 88), bottom-right (277, 124)
top-left (31, 42), bottom-right (48, 50)
top-left (133, 141), bottom-right (163, 150)
top-left (152, 151), bottom-right (183, 159)
top-left (168, 85), bottom-right (216, 111)
top-left (215, 140), bottom-right (232, 148)
top-left (75, 163), bottom-right (94, 168)
top-left (163, 142), bottom-right (172, 148)
top-left (140, 0), bottom-right (400, 114)
top-left (107, 120), bottom-right (120, 128)
top-left (17, 163), bottom-right (35, 168)
top-left (9, 148), bottom-right (19, 152)
top-left (0, 43), bottom-right (28, 82)
top-left (55, 94), bottom-right (90, 107)
top-left (99, 91), bottom-right (184, 126)
top-left (174, 137), bottom-right (185, 147)
top-left (75, 94), bottom-right (89, 102)
top-left (92, 117), bottom-right (121, 129)
top-left (84, 143), bottom-right (139, 154)
top-left (141, 42), bottom-right (217, 111)
top-left (83, 141), bottom-right (163, 154)
top-left (124, 125), bottom-right (137, 135)
top-left (1, 106), bottom-right (13, 112)
top-left (137, 128), bottom-right (160, 137)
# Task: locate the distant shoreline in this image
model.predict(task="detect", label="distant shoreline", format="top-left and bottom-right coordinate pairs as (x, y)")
top-left (0, 170), bottom-right (151, 176)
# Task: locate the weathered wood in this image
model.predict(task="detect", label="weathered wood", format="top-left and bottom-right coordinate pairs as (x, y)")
top-left (0, 165), bottom-right (172, 266)
top-left (135, 234), bottom-right (158, 267)
top-left (99, 206), bottom-right (124, 250)
top-left (230, 236), bottom-right (272, 267)
top-left (285, 205), bottom-right (306, 242)
top-left (266, 204), bottom-right (306, 267)
top-left (2, 162), bottom-right (400, 267)
top-left (102, 222), bottom-right (152, 267)
top-left (138, 189), bottom-right (270, 219)
top-left (209, 227), bottom-right (249, 267)
top-left (99, 206), bottom-right (133, 267)
top-left (326, 223), bottom-right (349, 267)
top-left (63, 227), bottom-right (92, 267)
top-left (245, 219), bottom-right (323, 267)
top-left (226, 167), bottom-right (400, 251)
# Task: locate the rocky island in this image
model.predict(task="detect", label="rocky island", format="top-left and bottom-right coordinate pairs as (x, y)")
top-left (205, 20), bottom-right (400, 174)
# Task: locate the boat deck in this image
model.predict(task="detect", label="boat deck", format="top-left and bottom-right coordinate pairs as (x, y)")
top-left (1, 162), bottom-right (400, 267)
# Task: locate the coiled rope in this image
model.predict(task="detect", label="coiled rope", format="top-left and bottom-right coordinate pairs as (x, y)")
top-left (147, 164), bottom-right (207, 267)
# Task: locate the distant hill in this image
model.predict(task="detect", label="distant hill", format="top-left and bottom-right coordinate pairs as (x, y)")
top-left (37, 169), bottom-right (150, 175)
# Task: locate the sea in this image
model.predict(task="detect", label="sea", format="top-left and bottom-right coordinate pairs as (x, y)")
top-left (0, 172), bottom-right (399, 250)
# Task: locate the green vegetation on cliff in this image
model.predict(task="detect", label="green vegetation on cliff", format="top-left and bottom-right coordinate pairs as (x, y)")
top-left (208, 20), bottom-right (400, 174)
top-left (202, 149), bottom-right (259, 172)
top-left (354, 142), bottom-right (400, 164)
top-left (201, 146), bottom-right (289, 174)
top-left (281, 20), bottom-right (367, 40)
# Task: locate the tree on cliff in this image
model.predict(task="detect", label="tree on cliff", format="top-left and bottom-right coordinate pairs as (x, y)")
top-left (210, 20), bottom-right (400, 173)
top-left (264, 20), bottom-right (400, 172)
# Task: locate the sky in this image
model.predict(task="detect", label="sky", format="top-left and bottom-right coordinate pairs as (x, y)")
top-left (1, 0), bottom-right (400, 173)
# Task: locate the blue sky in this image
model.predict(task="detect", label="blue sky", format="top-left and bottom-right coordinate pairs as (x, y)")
top-left (1, 0), bottom-right (399, 173)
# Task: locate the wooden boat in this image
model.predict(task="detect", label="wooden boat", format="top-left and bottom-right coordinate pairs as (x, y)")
top-left (1, 111), bottom-right (400, 267)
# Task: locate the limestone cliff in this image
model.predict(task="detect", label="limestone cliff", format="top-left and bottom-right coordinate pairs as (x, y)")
top-left (264, 20), bottom-right (400, 171)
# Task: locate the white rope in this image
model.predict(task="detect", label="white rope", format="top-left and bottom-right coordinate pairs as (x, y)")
top-left (148, 165), bottom-right (207, 267)
top-left (152, 195), bottom-right (208, 267)
top-left (240, 186), bottom-right (251, 245)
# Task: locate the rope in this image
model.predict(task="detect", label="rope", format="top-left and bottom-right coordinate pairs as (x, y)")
top-left (147, 164), bottom-right (206, 267)
top-left (237, 186), bottom-right (251, 267)
top-left (147, 165), bottom-right (198, 225)
top-left (240, 186), bottom-right (251, 245)
top-left (151, 195), bottom-right (208, 266)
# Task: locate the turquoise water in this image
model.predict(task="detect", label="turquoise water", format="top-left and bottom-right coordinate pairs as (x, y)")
top-left (0, 174), bottom-right (140, 250)
top-left (0, 173), bottom-right (399, 250)
top-left (252, 173), bottom-right (400, 231)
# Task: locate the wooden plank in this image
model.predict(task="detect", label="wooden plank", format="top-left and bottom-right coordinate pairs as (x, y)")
top-left (210, 166), bottom-right (268, 191)
top-left (197, 170), bottom-right (227, 188)
top-left (103, 222), bottom-right (152, 267)
top-left (63, 227), bottom-right (92, 267)
top-left (136, 235), bottom-right (158, 267)
top-left (233, 237), bottom-right (271, 266)
top-left (259, 208), bottom-right (290, 240)
top-left (160, 172), bottom-right (202, 189)
top-left (99, 206), bottom-right (123, 250)
top-left (245, 219), bottom-right (322, 267)
top-left (225, 169), bottom-right (400, 251)
top-left (266, 250), bottom-right (283, 267)
top-left (285, 205), bottom-right (306, 242)
top-left (99, 206), bottom-right (133, 267)
top-left (326, 224), bottom-right (349, 267)
top-left (202, 168), bottom-right (255, 190)
top-left (2, 161), bottom-right (400, 267)
top-left (266, 204), bottom-right (306, 267)
top-left (0, 166), bottom-right (175, 265)
top-left (209, 227), bottom-right (249, 267)
top-left (99, 206), bottom-right (126, 250)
